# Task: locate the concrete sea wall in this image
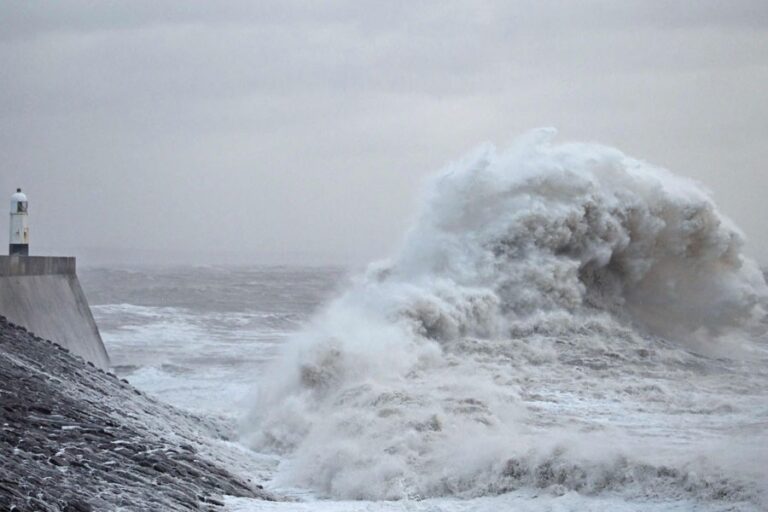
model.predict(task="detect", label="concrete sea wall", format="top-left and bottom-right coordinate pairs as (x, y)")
top-left (0, 255), bottom-right (109, 369)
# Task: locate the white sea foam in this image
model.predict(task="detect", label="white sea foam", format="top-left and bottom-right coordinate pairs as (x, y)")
top-left (225, 491), bottom-right (760, 512)
top-left (93, 303), bottom-right (290, 416)
top-left (241, 130), bottom-right (768, 506)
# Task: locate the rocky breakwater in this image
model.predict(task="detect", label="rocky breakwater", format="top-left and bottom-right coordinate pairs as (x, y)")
top-left (0, 314), bottom-right (274, 511)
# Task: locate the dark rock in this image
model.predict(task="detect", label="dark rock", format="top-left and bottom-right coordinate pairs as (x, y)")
top-left (48, 455), bottom-right (68, 466)
top-left (30, 405), bottom-right (52, 415)
top-left (63, 499), bottom-right (93, 512)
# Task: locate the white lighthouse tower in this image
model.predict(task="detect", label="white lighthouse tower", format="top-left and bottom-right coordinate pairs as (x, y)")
top-left (9, 188), bottom-right (29, 256)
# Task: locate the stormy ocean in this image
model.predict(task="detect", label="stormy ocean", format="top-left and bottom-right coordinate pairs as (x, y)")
top-left (81, 132), bottom-right (768, 511)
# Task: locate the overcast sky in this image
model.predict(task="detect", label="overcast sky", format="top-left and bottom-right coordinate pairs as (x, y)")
top-left (1, 1), bottom-right (767, 266)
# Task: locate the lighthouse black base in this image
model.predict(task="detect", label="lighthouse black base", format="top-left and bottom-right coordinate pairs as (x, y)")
top-left (9, 244), bottom-right (29, 256)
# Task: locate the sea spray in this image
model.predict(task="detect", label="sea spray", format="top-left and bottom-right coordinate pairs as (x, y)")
top-left (242, 130), bottom-right (768, 504)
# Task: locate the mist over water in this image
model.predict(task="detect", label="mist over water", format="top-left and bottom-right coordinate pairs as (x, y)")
top-left (241, 130), bottom-right (768, 507)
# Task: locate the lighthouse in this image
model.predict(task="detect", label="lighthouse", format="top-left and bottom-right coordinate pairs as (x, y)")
top-left (9, 188), bottom-right (29, 256)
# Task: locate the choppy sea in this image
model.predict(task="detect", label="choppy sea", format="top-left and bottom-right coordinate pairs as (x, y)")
top-left (80, 264), bottom-right (768, 512)
top-left (81, 266), bottom-right (345, 417)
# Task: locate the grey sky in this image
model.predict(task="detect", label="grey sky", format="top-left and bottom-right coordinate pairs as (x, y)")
top-left (1, 1), bottom-right (767, 266)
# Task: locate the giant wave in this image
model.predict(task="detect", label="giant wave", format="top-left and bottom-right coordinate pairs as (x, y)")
top-left (242, 129), bottom-right (768, 507)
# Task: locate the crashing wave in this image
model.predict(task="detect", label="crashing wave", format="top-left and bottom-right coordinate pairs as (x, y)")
top-left (242, 129), bottom-right (768, 505)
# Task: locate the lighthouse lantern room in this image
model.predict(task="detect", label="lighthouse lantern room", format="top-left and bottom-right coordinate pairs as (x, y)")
top-left (9, 188), bottom-right (29, 256)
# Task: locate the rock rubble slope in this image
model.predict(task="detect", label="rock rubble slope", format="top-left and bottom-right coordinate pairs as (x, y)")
top-left (0, 314), bottom-right (273, 511)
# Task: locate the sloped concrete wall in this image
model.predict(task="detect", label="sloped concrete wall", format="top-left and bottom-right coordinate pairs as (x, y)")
top-left (0, 256), bottom-right (109, 369)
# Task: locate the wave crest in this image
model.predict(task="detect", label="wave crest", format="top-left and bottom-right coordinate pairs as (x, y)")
top-left (242, 130), bottom-right (768, 504)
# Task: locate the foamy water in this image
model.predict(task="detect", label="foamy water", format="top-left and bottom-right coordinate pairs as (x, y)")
top-left (242, 130), bottom-right (768, 509)
top-left (83, 131), bottom-right (768, 511)
top-left (83, 266), bottom-right (344, 415)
